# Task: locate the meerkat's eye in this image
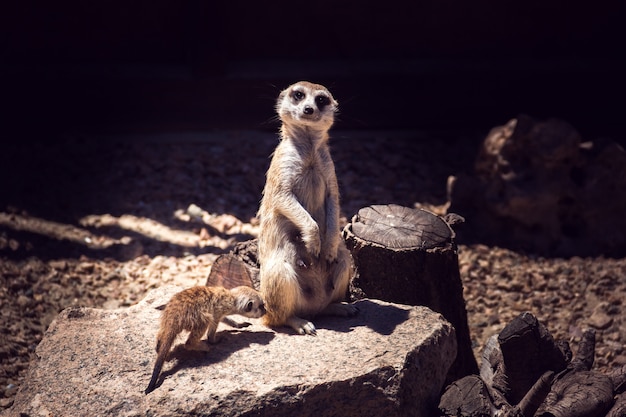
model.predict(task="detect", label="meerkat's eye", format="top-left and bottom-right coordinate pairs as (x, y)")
top-left (292, 90), bottom-right (305, 101)
top-left (315, 95), bottom-right (331, 109)
top-left (245, 301), bottom-right (253, 312)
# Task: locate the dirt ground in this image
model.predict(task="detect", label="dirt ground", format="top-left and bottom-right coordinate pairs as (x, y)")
top-left (1, 129), bottom-right (625, 408)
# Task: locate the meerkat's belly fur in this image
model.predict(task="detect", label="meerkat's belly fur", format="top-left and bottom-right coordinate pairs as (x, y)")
top-left (258, 81), bottom-right (356, 335)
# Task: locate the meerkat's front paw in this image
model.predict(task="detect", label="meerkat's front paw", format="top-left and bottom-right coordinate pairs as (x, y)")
top-left (324, 239), bottom-right (339, 263)
top-left (302, 229), bottom-right (321, 258)
top-left (287, 316), bottom-right (317, 336)
top-left (324, 251), bottom-right (338, 264)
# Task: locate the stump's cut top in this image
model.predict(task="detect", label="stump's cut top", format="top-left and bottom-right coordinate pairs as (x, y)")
top-left (349, 204), bottom-right (452, 250)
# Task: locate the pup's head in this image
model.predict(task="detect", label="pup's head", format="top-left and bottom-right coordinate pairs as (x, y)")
top-left (231, 286), bottom-right (266, 318)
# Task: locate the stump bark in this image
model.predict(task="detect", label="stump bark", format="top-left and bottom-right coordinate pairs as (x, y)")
top-left (342, 204), bottom-right (478, 382)
top-left (440, 312), bottom-right (625, 417)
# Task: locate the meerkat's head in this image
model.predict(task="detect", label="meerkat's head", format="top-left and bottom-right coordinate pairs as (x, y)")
top-left (230, 286), bottom-right (266, 318)
top-left (276, 81), bottom-right (338, 130)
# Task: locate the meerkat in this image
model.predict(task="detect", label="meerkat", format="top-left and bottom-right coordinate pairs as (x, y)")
top-left (145, 285), bottom-right (265, 394)
top-left (257, 81), bottom-right (357, 336)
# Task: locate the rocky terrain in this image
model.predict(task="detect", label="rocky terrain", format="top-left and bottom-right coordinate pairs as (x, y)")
top-left (1, 127), bottom-right (625, 409)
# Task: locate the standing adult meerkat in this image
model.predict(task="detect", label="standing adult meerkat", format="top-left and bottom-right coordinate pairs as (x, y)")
top-left (258, 81), bottom-right (357, 336)
top-left (145, 285), bottom-right (265, 394)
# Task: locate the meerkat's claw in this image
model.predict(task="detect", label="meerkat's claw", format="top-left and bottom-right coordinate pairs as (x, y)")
top-left (301, 323), bottom-right (317, 336)
top-left (288, 316), bottom-right (317, 336)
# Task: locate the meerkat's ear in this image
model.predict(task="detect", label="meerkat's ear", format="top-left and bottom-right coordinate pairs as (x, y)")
top-left (326, 94), bottom-right (338, 111)
top-left (276, 88), bottom-right (288, 108)
top-left (329, 92), bottom-right (338, 109)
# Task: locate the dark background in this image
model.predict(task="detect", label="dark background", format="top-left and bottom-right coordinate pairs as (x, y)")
top-left (3, 0), bottom-right (625, 139)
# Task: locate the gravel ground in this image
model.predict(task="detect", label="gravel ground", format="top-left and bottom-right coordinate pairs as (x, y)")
top-left (1, 129), bottom-right (624, 408)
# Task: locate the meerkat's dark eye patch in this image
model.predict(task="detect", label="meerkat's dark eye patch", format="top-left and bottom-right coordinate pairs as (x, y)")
top-left (315, 95), bottom-right (331, 109)
top-left (245, 301), bottom-right (254, 312)
top-left (292, 90), bottom-right (305, 101)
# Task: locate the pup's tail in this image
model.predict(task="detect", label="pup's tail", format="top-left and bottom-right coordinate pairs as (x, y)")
top-left (145, 332), bottom-right (175, 394)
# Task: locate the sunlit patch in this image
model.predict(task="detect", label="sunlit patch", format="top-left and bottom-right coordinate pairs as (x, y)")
top-left (0, 212), bottom-right (124, 249)
top-left (0, 204), bottom-right (260, 253)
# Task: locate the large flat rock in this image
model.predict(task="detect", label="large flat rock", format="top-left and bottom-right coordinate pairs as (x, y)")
top-left (3, 285), bottom-right (456, 417)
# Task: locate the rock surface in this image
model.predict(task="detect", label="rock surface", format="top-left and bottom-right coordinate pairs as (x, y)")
top-left (450, 114), bottom-right (626, 257)
top-left (2, 286), bottom-right (456, 417)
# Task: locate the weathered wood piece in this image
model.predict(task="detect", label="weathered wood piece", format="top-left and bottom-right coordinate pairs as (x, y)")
top-left (206, 240), bottom-right (259, 289)
top-left (536, 328), bottom-right (614, 417)
top-left (535, 371), bottom-right (614, 417)
top-left (608, 391), bottom-right (626, 417)
top-left (496, 312), bottom-right (569, 404)
top-left (569, 326), bottom-right (596, 371)
top-left (438, 375), bottom-right (493, 417)
top-left (439, 371), bottom-right (555, 417)
top-left (516, 371), bottom-right (555, 417)
top-left (607, 364), bottom-right (626, 416)
top-left (440, 312), bottom-right (621, 417)
top-left (342, 204), bottom-right (478, 382)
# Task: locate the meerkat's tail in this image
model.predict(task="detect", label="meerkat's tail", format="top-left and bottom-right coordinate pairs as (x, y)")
top-left (260, 255), bottom-right (300, 327)
top-left (145, 332), bottom-right (176, 394)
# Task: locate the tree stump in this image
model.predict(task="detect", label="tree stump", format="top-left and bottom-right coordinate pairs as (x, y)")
top-left (342, 204), bottom-right (478, 382)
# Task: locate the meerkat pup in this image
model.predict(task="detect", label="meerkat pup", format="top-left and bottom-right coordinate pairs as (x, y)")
top-left (145, 285), bottom-right (265, 394)
top-left (258, 81), bottom-right (357, 336)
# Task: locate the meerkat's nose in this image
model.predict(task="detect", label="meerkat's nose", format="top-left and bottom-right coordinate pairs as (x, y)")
top-left (303, 105), bottom-right (314, 115)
